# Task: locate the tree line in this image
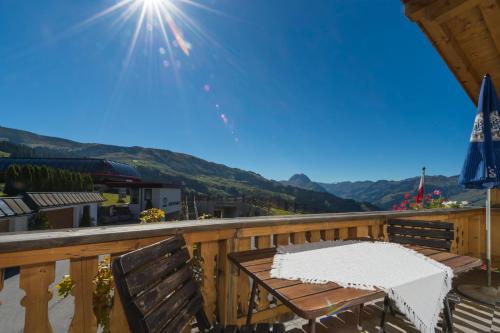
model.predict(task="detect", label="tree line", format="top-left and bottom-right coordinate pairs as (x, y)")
top-left (3, 164), bottom-right (93, 195)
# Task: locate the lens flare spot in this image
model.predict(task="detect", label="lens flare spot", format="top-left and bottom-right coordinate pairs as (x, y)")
top-left (159, 47), bottom-right (166, 55)
top-left (220, 113), bottom-right (229, 124)
top-left (162, 60), bottom-right (170, 67)
top-left (203, 84), bottom-right (210, 92)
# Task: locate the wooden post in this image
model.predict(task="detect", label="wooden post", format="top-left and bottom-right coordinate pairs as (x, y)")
top-left (339, 228), bottom-right (349, 240)
top-left (201, 241), bottom-right (218, 323)
top-left (276, 234), bottom-right (289, 246)
top-left (292, 232), bottom-right (306, 244)
top-left (357, 225), bottom-right (369, 238)
top-left (20, 262), bottom-right (56, 333)
top-left (69, 257), bottom-right (98, 333)
top-left (310, 230), bottom-right (321, 243)
top-left (324, 229), bottom-right (335, 241)
top-left (218, 238), bottom-right (236, 325)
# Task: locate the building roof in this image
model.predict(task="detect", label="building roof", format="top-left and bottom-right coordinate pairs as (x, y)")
top-left (0, 158), bottom-right (142, 183)
top-left (25, 192), bottom-right (105, 209)
top-left (403, 0), bottom-right (500, 104)
top-left (0, 197), bottom-right (33, 217)
top-left (103, 181), bottom-right (182, 189)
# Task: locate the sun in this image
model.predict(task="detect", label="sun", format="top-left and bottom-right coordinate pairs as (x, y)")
top-left (83, 0), bottom-right (207, 66)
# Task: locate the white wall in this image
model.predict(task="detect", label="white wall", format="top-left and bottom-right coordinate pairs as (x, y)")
top-left (154, 188), bottom-right (181, 215)
top-left (139, 188), bottom-right (181, 216)
top-left (9, 216), bottom-right (28, 232)
top-left (72, 203), bottom-right (99, 227)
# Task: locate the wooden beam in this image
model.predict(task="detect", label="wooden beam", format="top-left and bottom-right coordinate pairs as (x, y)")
top-left (430, 0), bottom-right (482, 23)
top-left (479, 0), bottom-right (500, 58)
top-left (419, 18), bottom-right (482, 103)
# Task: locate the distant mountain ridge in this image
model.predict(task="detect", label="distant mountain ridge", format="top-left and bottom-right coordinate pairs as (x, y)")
top-left (281, 174), bottom-right (327, 193)
top-left (0, 126), bottom-right (378, 214)
top-left (282, 173), bottom-right (485, 209)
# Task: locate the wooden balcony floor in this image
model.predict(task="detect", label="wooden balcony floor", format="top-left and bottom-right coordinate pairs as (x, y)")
top-left (280, 270), bottom-right (500, 333)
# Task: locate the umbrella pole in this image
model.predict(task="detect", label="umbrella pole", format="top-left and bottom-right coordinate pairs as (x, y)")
top-left (487, 188), bottom-right (492, 288)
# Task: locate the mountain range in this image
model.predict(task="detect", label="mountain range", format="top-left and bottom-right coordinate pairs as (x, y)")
top-left (0, 126), bottom-right (377, 214)
top-left (281, 173), bottom-right (485, 209)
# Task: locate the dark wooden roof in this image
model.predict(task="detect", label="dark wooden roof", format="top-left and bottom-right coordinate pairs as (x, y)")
top-left (404, 0), bottom-right (500, 104)
top-left (0, 197), bottom-right (33, 218)
top-left (26, 192), bottom-right (105, 209)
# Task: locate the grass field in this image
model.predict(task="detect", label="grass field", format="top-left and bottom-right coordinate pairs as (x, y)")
top-left (102, 193), bottom-right (130, 206)
top-left (269, 207), bottom-right (293, 215)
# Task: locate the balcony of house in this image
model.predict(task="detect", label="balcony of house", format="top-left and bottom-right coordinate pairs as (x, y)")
top-left (0, 207), bottom-right (498, 333)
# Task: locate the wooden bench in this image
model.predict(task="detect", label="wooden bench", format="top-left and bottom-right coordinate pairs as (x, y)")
top-left (382, 218), bottom-right (458, 332)
top-left (112, 235), bottom-right (285, 333)
top-left (387, 218), bottom-right (454, 250)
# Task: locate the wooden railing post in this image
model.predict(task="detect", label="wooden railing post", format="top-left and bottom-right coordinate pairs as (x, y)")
top-left (339, 227), bottom-right (349, 240)
top-left (324, 229), bottom-right (335, 241)
top-left (292, 232), bottom-right (306, 244)
top-left (69, 256), bottom-right (98, 333)
top-left (310, 230), bottom-right (321, 242)
top-left (201, 241), bottom-right (218, 324)
top-left (20, 262), bottom-right (55, 333)
top-left (218, 238), bottom-right (237, 325)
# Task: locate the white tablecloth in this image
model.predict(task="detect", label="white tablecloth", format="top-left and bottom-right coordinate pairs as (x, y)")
top-left (270, 240), bottom-right (453, 333)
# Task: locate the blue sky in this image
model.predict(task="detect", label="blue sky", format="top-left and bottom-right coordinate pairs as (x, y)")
top-left (0, 0), bottom-right (476, 183)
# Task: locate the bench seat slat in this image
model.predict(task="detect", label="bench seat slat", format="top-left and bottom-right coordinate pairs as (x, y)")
top-left (388, 219), bottom-right (453, 230)
top-left (387, 226), bottom-right (453, 240)
top-left (389, 235), bottom-right (451, 250)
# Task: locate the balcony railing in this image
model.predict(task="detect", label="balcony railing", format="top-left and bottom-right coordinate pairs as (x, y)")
top-left (0, 207), bottom-right (491, 332)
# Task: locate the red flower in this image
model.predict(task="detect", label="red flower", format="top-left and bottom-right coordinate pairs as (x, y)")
top-left (425, 194), bottom-right (432, 200)
top-left (404, 193), bottom-right (411, 199)
top-left (433, 189), bottom-right (441, 196)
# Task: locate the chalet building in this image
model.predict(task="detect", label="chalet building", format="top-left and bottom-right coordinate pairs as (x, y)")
top-left (0, 192), bottom-right (104, 231)
top-left (0, 157), bottom-right (182, 221)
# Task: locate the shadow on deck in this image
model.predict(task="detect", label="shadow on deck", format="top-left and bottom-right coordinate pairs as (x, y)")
top-left (283, 269), bottom-right (500, 333)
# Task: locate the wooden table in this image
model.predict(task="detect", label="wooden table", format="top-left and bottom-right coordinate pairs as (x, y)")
top-left (228, 245), bottom-right (482, 333)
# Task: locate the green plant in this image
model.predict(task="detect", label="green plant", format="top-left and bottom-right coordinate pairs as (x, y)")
top-left (28, 212), bottom-right (50, 230)
top-left (93, 257), bottom-right (114, 333)
top-left (55, 274), bottom-right (75, 298)
top-left (55, 257), bottom-right (114, 333)
top-left (139, 208), bottom-right (165, 223)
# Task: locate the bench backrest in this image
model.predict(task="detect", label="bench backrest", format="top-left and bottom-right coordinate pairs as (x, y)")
top-left (112, 235), bottom-right (210, 333)
top-left (387, 219), bottom-right (454, 251)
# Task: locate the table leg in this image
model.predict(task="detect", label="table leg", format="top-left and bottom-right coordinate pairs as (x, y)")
top-left (357, 304), bottom-right (364, 330)
top-left (379, 296), bottom-right (389, 333)
top-left (246, 279), bottom-right (258, 325)
top-left (443, 296), bottom-right (454, 333)
top-left (308, 318), bottom-right (316, 333)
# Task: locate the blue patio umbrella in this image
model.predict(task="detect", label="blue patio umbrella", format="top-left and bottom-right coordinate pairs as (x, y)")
top-left (458, 73), bottom-right (500, 302)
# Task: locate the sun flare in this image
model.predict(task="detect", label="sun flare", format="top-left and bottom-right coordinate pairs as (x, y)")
top-left (83, 0), bottom-right (207, 66)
